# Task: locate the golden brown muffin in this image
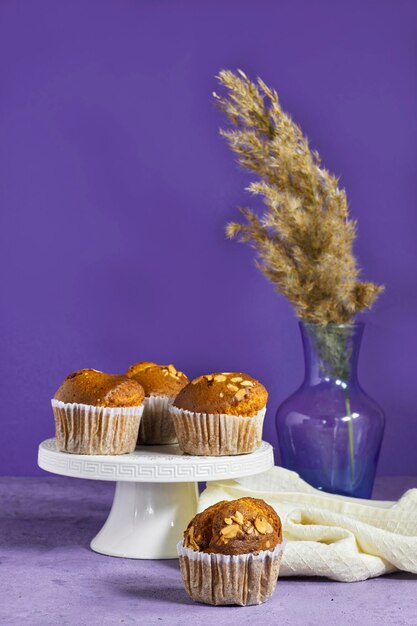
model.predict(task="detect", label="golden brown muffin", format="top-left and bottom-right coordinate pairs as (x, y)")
top-left (173, 372), bottom-right (268, 416)
top-left (184, 497), bottom-right (282, 555)
top-left (178, 498), bottom-right (284, 606)
top-left (54, 369), bottom-right (145, 407)
top-left (126, 362), bottom-right (189, 398)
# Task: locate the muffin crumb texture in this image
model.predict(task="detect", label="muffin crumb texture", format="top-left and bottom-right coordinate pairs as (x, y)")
top-left (173, 372), bottom-right (268, 416)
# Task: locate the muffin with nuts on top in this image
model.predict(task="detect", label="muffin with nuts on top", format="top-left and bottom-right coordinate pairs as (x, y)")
top-left (52, 369), bottom-right (145, 455)
top-left (170, 372), bottom-right (268, 455)
top-left (126, 361), bottom-right (189, 444)
top-left (177, 497), bottom-right (284, 606)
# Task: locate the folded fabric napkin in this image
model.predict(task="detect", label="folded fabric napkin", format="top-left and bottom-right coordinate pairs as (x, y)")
top-left (198, 467), bottom-right (417, 582)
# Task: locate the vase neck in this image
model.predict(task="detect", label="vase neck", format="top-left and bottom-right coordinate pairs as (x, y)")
top-left (300, 322), bottom-right (363, 386)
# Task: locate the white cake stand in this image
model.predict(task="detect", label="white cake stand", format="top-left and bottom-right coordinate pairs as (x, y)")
top-left (38, 438), bottom-right (274, 560)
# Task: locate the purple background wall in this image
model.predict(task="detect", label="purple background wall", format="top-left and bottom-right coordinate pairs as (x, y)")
top-left (1, 0), bottom-right (416, 476)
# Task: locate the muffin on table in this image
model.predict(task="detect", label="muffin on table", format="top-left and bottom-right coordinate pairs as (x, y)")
top-left (177, 497), bottom-right (284, 606)
top-left (52, 369), bottom-right (145, 455)
top-left (126, 361), bottom-right (189, 444)
top-left (170, 372), bottom-right (268, 455)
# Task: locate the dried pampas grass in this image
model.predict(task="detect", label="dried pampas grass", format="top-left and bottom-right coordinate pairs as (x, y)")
top-left (214, 69), bottom-right (383, 324)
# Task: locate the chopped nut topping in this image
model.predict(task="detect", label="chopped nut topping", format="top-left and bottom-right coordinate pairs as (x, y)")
top-left (254, 516), bottom-right (274, 535)
top-left (214, 374), bottom-right (227, 382)
top-left (234, 389), bottom-right (247, 401)
top-left (191, 376), bottom-right (203, 385)
top-left (227, 383), bottom-right (239, 392)
top-left (167, 364), bottom-right (177, 375)
top-left (185, 525), bottom-right (199, 550)
top-left (219, 392), bottom-right (224, 398)
top-left (205, 375), bottom-right (214, 382)
top-left (231, 510), bottom-right (244, 525)
top-left (240, 380), bottom-right (254, 387)
top-left (224, 517), bottom-right (233, 525)
top-left (220, 524), bottom-right (241, 539)
top-left (231, 376), bottom-right (243, 383)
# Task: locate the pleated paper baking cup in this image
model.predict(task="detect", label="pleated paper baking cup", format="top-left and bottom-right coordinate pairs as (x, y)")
top-left (177, 540), bottom-right (285, 606)
top-left (51, 399), bottom-right (144, 455)
top-left (170, 406), bottom-right (266, 456)
top-left (138, 394), bottom-right (177, 445)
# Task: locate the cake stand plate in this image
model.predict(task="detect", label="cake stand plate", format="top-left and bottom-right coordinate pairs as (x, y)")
top-left (38, 439), bottom-right (274, 560)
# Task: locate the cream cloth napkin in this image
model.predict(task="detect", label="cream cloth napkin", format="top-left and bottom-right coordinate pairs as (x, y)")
top-left (198, 467), bottom-right (417, 582)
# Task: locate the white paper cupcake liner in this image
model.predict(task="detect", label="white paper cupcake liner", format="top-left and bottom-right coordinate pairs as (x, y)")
top-left (138, 394), bottom-right (177, 444)
top-left (170, 406), bottom-right (266, 456)
top-left (51, 399), bottom-right (144, 455)
top-left (177, 539), bottom-right (285, 606)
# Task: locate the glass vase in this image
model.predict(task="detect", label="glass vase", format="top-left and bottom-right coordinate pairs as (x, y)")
top-left (276, 322), bottom-right (385, 498)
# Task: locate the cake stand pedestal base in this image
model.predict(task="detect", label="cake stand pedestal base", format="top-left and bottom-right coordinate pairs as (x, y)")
top-left (90, 481), bottom-right (198, 559)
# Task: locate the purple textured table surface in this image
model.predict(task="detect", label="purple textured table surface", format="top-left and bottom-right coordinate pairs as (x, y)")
top-left (1, 477), bottom-right (416, 626)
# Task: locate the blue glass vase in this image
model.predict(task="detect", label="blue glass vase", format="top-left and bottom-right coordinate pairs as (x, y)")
top-left (276, 322), bottom-right (385, 498)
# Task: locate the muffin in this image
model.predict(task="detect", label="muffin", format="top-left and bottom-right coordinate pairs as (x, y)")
top-left (170, 372), bottom-right (268, 455)
top-left (52, 369), bottom-right (145, 455)
top-left (177, 497), bottom-right (284, 606)
top-left (126, 361), bottom-right (189, 444)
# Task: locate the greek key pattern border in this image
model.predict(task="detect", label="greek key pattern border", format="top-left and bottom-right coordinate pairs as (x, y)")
top-left (38, 439), bottom-right (274, 483)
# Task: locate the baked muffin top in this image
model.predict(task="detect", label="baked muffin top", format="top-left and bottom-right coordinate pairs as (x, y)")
top-left (126, 361), bottom-right (189, 398)
top-left (54, 369), bottom-right (145, 407)
top-left (173, 372), bottom-right (268, 416)
top-left (183, 497), bottom-right (282, 555)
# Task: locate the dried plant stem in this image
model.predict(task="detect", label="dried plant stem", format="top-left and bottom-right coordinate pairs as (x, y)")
top-left (343, 387), bottom-right (355, 483)
top-left (308, 323), bottom-right (356, 483)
